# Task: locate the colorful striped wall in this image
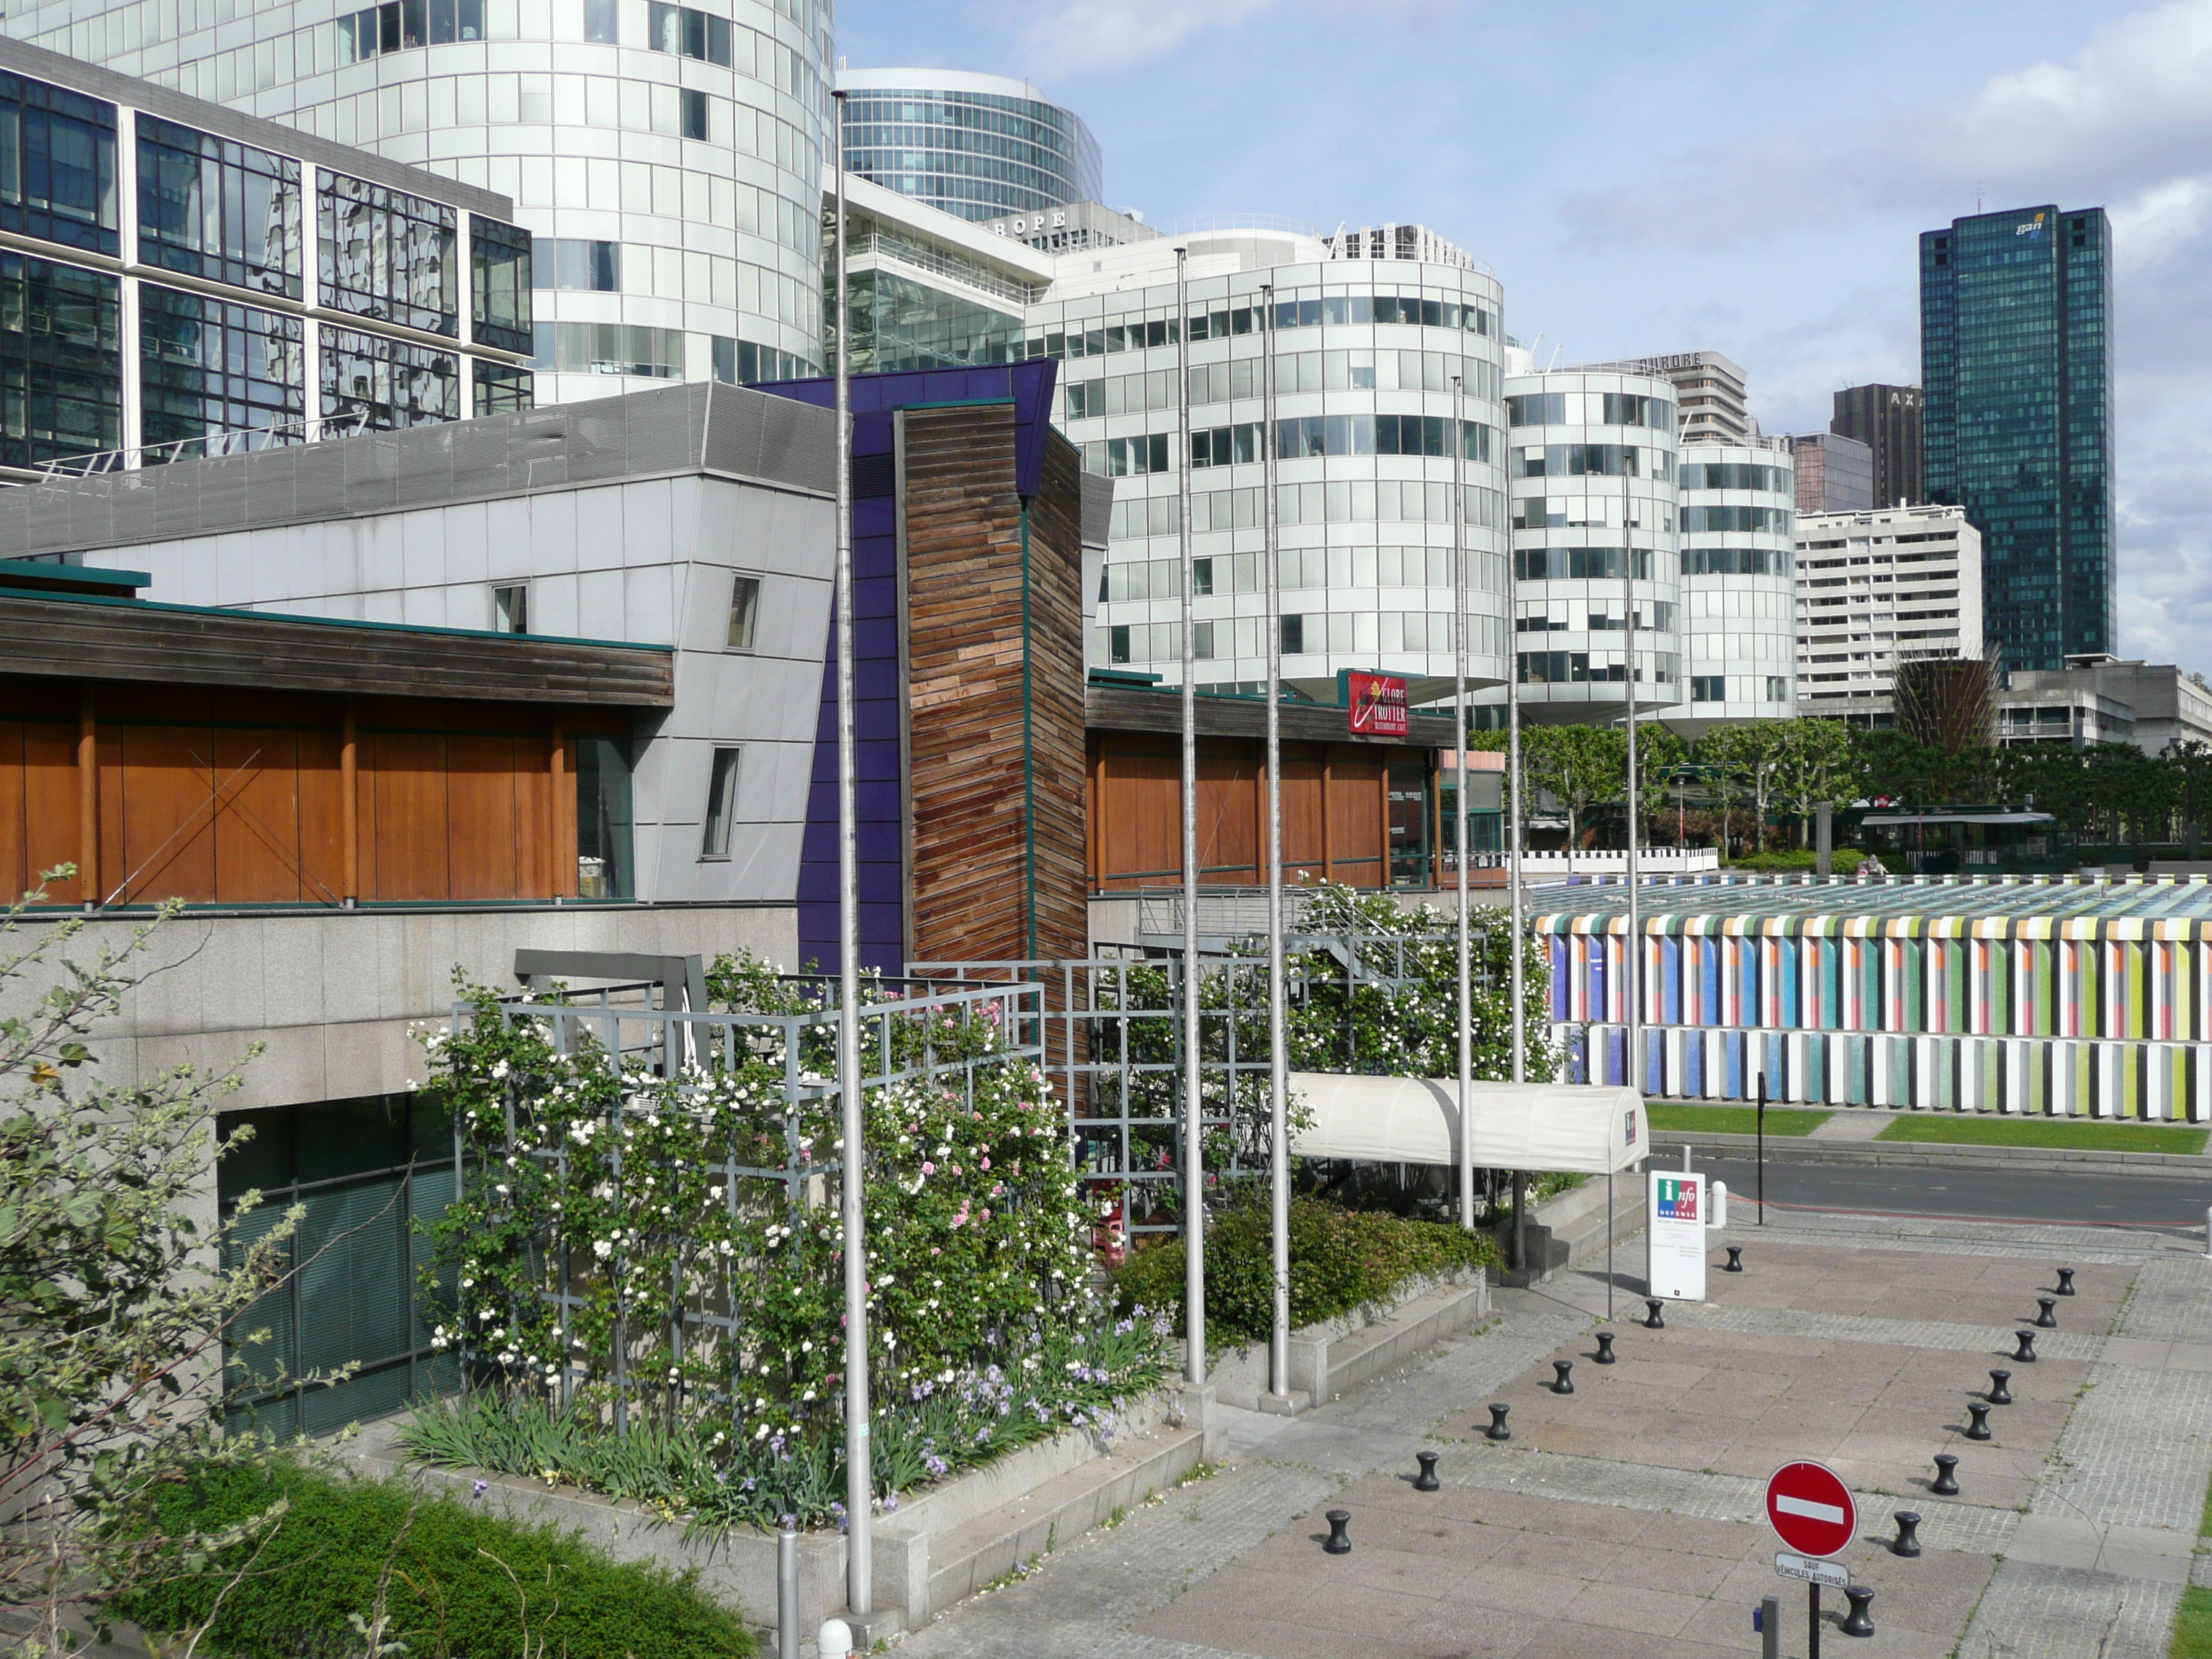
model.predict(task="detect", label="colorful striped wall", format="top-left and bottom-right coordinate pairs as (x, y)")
top-left (1539, 875), bottom-right (2212, 1119)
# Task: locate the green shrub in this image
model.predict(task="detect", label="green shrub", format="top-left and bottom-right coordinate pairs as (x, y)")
top-left (1108, 1192), bottom-right (1500, 1352)
top-left (111, 1455), bottom-right (756, 1659)
top-left (1724, 848), bottom-right (1898, 873)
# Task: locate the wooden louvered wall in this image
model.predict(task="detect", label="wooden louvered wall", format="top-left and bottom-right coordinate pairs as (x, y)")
top-left (0, 676), bottom-right (627, 907)
top-left (899, 406), bottom-right (1090, 966)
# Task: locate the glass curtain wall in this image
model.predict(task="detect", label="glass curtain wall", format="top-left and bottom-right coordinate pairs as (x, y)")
top-left (0, 250), bottom-right (120, 466)
top-left (140, 284), bottom-right (304, 457)
top-left (135, 117), bottom-right (301, 298)
top-left (0, 71), bottom-right (118, 254)
top-left (318, 171), bottom-right (457, 337)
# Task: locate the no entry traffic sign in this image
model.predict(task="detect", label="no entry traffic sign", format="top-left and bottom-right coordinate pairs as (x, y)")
top-left (1764, 1460), bottom-right (1856, 1559)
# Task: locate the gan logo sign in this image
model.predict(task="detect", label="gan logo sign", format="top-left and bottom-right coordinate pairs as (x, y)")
top-left (2016, 212), bottom-right (2047, 239)
top-left (1347, 671), bottom-right (1408, 737)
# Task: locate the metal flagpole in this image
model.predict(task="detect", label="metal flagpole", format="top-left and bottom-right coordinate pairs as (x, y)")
top-left (1622, 465), bottom-right (1641, 1100)
top-left (1176, 247), bottom-right (1206, 1385)
top-left (1262, 284), bottom-right (1291, 1404)
top-left (1452, 375), bottom-right (1473, 1231)
top-left (831, 90), bottom-right (872, 1620)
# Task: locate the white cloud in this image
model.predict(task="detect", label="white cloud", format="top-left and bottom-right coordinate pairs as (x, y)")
top-left (1013, 0), bottom-right (1285, 72)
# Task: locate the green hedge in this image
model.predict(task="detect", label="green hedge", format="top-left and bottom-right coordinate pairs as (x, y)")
top-left (111, 1455), bottom-right (755, 1659)
top-left (1109, 1192), bottom-right (1499, 1352)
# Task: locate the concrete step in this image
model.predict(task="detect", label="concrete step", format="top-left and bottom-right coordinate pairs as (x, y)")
top-left (1647, 1126), bottom-right (2207, 1177)
top-left (918, 1418), bottom-right (1203, 1620)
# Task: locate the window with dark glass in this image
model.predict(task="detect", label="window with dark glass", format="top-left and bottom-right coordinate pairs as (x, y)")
top-left (0, 251), bottom-right (122, 467)
top-left (1506, 391), bottom-right (1565, 427)
top-left (318, 172), bottom-right (457, 336)
top-left (492, 583), bottom-right (529, 634)
top-left (469, 216), bottom-right (531, 354)
top-left (335, 0), bottom-right (480, 58)
top-left (320, 326), bottom-right (459, 430)
top-left (699, 747), bottom-right (740, 858)
top-left (136, 118), bottom-right (301, 299)
top-left (726, 575), bottom-right (761, 649)
top-left (711, 336), bottom-right (737, 384)
top-left (681, 89), bottom-right (709, 141)
top-left (139, 286), bottom-right (304, 460)
top-left (648, 2), bottom-right (732, 64)
top-left (472, 360), bottom-right (532, 416)
top-left (0, 72), bottom-right (120, 256)
top-left (576, 737), bottom-right (634, 899)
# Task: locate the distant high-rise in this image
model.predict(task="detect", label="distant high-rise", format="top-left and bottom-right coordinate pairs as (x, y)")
top-left (1921, 207), bottom-right (2113, 671)
top-left (1788, 433), bottom-right (1874, 513)
top-left (1831, 383), bottom-right (1923, 508)
top-left (837, 69), bottom-right (1102, 222)
top-left (1573, 350), bottom-right (1750, 442)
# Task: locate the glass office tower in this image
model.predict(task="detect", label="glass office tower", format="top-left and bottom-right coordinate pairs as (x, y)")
top-left (1920, 206), bottom-right (2113, 671)
top-left (1, 0), bottom-right (832, 403)
top-left (837, 68), bottom-right (1101, 222)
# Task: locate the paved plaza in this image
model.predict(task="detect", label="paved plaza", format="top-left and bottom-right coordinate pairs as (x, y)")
top-left (899, 1208), bottom-right (2212, 1658)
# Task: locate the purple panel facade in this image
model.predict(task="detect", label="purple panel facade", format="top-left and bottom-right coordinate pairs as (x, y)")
top-left (763, 361), bottom-right (1061, 976)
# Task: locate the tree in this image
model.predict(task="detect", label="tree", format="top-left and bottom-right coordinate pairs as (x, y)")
top-left (1850, 727), bottom-right (1941, 809)
top-left (1631, 723), bottom-right (1689, 844)
top-left (1773, 719), bottom-right (1856, 847)
top-left (1520, 724), bottom-right (1623, 876)
top-left (2164, 739), bottom-right (2212, 850)
top-left (0, 874), bottom-right (307, 1657)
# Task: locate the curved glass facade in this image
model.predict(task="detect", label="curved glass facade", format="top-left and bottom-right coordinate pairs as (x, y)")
top-left (1498, 369), bottom-right (1683, 718)
top-left (839, 71), bottom-right (1101, 222)
top-left (1679, 443), bottom-right (1797, 726)
top-left (1050, 241), bottom-right (1510, 698)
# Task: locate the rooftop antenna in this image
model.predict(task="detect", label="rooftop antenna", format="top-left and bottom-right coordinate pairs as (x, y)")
top-left (1547, 344), bottom-right (1563, 371)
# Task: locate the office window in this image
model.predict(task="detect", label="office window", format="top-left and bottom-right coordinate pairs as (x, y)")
top-left (139, 286), bottom-right (304, 460)
top-left (576, 737), bottom-right (634, 899)
top-left (492, 583), bottom-right (529, 634)
top-left (1691, 675), bottom-right (1725, 703)
top-left (0, 71), bottom-right (120, 256)
top-left (699, 748), bottom-right (741, 858)
top-left (585, 0), bottom-right (619, 41)
top-left (336, 0), bottom-right (481, 58)
top-left (319, 173), bottom-right (457, 337)
top-left (681, 89), bottom-right (709, 142)
top-left (539, 321), bottom-right (683, 379)
top-left (648, 2), bottom-right (733, 64)
top-left (727, 574), bottom-right (761, 649)
top-left (1281, 614), bottom-right (1305, 655)
top-left (532, 238), bottom-right (620, 292)
top-left (470, 217), bottom-right (532, 354)
top-left (472, 361), bottom-right (531, 416)
top-left (710, 335), bottom-right (737, 385)
top-left (135, 119), bottom-right (300, 299)
top-left (320, 327), bottom-right (459, 430)
top-left (0, 251), bottom-right (121, 467)
top-left (1766, 676), bottom-right (1788, 702)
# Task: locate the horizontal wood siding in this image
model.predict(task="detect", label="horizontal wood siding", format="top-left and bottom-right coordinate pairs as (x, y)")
top-left (901, 409), bottom-right (1089, 966)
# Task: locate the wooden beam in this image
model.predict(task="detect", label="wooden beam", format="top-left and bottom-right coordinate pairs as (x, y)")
top-left (341, 701), bottom-right (359, 903)
top-left (1321, 747), bottom-right (1334, 884)
top-left (76, 688), bottom-right (96, 906)
top-left (550, 724), bottom-right (570, 897)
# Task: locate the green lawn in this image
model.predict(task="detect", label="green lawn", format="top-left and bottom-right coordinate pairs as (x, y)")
top-left (2173, 1585), bottom-right (2212, 1658)
top-left (1876, 1115), bottom-right (2210, 1154)
top-left (1644, 1103), bottom-right (1830, 1138)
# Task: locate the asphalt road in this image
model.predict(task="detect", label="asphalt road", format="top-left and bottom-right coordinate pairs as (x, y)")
top-left (1694, 1154), bottom-right (2212, 1233)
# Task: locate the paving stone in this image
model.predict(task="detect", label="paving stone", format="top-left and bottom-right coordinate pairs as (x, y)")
top-left (1957, 1560), bottom-right (2184, 1659)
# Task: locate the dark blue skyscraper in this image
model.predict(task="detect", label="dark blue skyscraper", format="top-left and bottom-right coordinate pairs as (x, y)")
top-left (1920, 206), bottom-right (2113, 670)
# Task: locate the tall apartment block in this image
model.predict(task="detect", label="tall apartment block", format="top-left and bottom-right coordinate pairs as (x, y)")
top-left (1921, 206), bottom-right (2113, 671)
top-left (2, 0), bottom-right (835, 400)
top-left (1831, 382), bottom-right (1922, 507)
top-left (1794, 503), bottom-right (1982, 726)
top-left (0, 35), bottom-right (530, 475)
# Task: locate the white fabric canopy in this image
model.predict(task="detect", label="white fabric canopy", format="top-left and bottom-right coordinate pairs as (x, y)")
top-left (1287, 1073), bottom-right (1649, 1175)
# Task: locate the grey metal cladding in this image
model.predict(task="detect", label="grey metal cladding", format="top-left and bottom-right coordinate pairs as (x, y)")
top-left (0, 383), bottom-right (835, 558)
top-left (1080, 471), bottom-right (1116, 551)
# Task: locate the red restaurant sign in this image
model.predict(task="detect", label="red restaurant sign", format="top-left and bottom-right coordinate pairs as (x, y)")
top-left (1348, 671), bottom-right (1408, 737)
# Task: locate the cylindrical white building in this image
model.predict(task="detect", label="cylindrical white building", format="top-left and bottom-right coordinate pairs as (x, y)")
top-left (1043, 222), bottom-right (1511, 703)
top-left (1678, 443), bottom-right (1798, 729)
top-left (1495, 367), bottom-right (1683, 721)
top-left (1, 0), bottom-right (835, 400)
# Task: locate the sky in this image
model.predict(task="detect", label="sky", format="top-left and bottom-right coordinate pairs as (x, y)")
top-left (835, 0), bottom-right (2212, 674)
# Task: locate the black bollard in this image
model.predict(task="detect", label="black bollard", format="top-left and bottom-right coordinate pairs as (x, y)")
top-left (2013, 1330), bottom-right (2038, 1363)
top-left (1323, 1510), bottom-right (1352, 1554)
top-left (1645, 1298), bottom-right (1666, 1329)
top-left (1413, 1451), bottom-right (1440, 1492)
top-left (1930, 1454), bottom-right (1960, 1496)
top-left (2036, 1298), bottom-right (2057, 1330)
top-left (1841, 1584), bottom-right (1876, 1637)
top-left (2056, 1267), bottom-right (2076, 1296)
top-left (1987, 1369), bottom-right (2013, 1405)
top-left (1964, 1401), bottom-right (1992, 1441)
top-left (1485, 1403), bottom-right (1511, 1442)
top-left (1724, 1245), bottom-right (1744, 1273)
top-left (1552, 1359), bottom-right (1575, 1395)
top-left (1594, 1331), bottom-right (1617, 1365)
top-left (1890, 1511), bottom-right (1923, 1557)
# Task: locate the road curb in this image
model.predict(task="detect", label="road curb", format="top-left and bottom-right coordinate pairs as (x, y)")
top-left (1645, 1127), bottom-right (2212, 1182)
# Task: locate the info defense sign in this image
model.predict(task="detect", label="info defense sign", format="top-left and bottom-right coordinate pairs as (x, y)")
top-left (1647, 1169), bottom-right (1707, 1301)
